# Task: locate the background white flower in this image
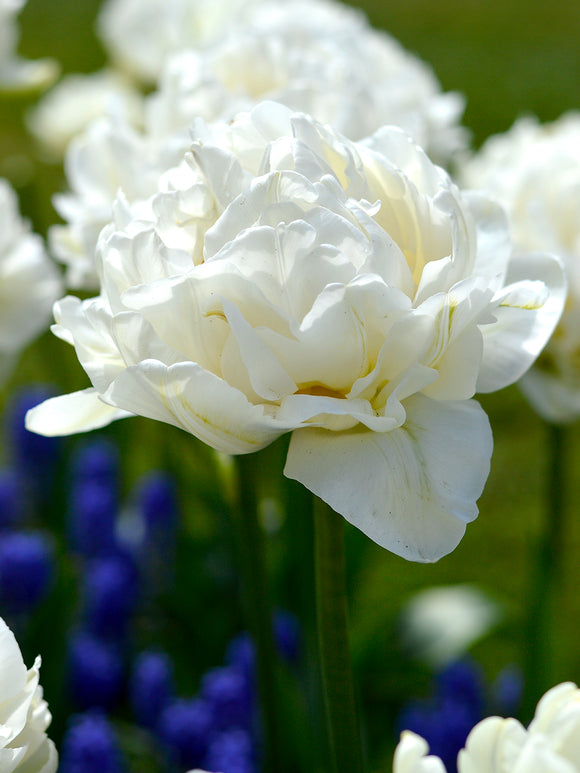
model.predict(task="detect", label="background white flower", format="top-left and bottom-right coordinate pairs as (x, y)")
top-left (0, 0), bottom-right (57, 92)
top-left (396, 682), bottom-right (580, 772)
top-left (52, 0), bottom-right (465, 291)
top-left (49, 117), bottom-right (184, 289)
top-left (147, 3), bottom-right (466, 161)
top-left (0, 179), bottom-right (63, 383)
top-left (399, 585), bottom-right (501, 667)
top-left (97, 0), bottom-right (299, 84)
top-left (0, 616), bottom-right (57, 773)
top-left (27, 69), bottom-right (144, 161)
top-left (27, 102), bottom-right (565, 562)
top-left (460, 113), bottom-right (580, 423)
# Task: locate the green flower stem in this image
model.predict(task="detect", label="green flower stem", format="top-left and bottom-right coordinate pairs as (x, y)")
top-left (232, 453), bottom-right (283, 773)
top-left (314, 496), bottom-right (364, 773)
top-left (523, 422), bottom-right (567, 718)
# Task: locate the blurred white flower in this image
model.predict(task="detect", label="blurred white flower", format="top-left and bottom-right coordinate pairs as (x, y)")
top-left (400, 585), bottom-right (500, 667)
top-left (49, 116), bottom-right (187, 290)
top-left (97, 0), bottom-right (264, 83)
top-left (147, 4), bottom-right (466, 162)
top-left (0, 616), bottom-right (57, 773)
top-left (0, 179), bottom-right (62, 382)
top-left (55, 0), bottom-right (465, 291)
top-left (0, 0), bottom-right (57, 92)
top-left (460, 113), bottom-right (580, 423)
top-left (395, 682), bottom-right (580, 772)
top-left (27, 69), bottom-right (144, 160)
top-left (27, 102), bottom-right (564, 561)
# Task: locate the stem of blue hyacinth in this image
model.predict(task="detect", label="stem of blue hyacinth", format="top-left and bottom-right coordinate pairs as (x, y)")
top-left (232, 453), bottom-right (282, 773)
top-left (523, 422), bottom-right (567, 719)
top-left (314, 496), bottom-right (364, 773)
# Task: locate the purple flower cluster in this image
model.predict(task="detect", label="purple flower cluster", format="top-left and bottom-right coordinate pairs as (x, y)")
top-left (129, 611), bottom-right (300, 772)
top-left (59, 712), bottom-right (125, 773)
top-left (398, 659), bottom-right (523, 773)
top-left (4, 386), bottom-right (303, 773)
top-left (0, 388), bottom-right (57, 616)
top-left (125, 612), bottom-right (300, 773)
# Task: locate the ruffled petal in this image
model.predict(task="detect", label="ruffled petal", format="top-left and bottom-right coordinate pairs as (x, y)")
top-left (277, 392), bottom-right (398, 432)
top-left (25, 389), bottom-right (131, 436)
top-left (18, 737), bottom-right (58, 773)
top-left (104, 360), bottom-right (297, 454)
top-left (458, 716), bottom-right (527, 773)
top-left (53, 296), bottom-right (126, 393)
top-left (394, 731), bottom-right (448, 773)
top-left (477, 252), bottom-right (566, 393)
top-left (284, 394), bottom-right (492, 562)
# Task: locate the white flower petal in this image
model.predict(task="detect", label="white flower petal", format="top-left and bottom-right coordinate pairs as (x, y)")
top-left (0, 618), bottom-right (57, 773)
top-left (104, 360), bottom-right (295, 454)
top-left (464, 191), bottom-right (511, 289)
top-left (284, 394), bottom-right (492, 562)
top-left (25, 389), bottom-right (131, 436)
top-left (519, 368), bottom-right (580, 425)
top-left (222, 297), bottom-right (297, 401)
top-left (278, 392), bottom-right (398, 433)
top-left (477, 252), bottom-right (566, 393)
top-left (458, 716), bottom-right (527, 773)
top-left (0, 180), bottom-right (62, 381)
top-left (18, 737), bottom-right (58, 773)
top-left (54, 296), bottom-right (125, 393)
top-left (394, 731), bottom-right (448, 773)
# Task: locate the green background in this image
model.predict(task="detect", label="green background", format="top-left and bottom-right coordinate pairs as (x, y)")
top-left (1, 1), bottom-right (580, 769)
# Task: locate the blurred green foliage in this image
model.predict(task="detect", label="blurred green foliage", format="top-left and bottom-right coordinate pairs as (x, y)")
top-left (1, 1), bottom-right (580, 771)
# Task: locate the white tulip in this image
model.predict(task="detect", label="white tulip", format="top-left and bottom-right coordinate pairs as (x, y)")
top-left (0, 617), bottom-right (57, 773)
top-left (460, 113), bottom-right (580, 423)
top-left (27, 103), bottom-right (565, 561)
top-left (0, 180), bottom-right (63, 382)
top-left (27, 69), bottom-right (144, 161)
top-left (399, 585), bottom-right (500, 667)
top-left (395, 682), bottom-right (580, 772)
top-left (97, 0), bottom-right (264, 83)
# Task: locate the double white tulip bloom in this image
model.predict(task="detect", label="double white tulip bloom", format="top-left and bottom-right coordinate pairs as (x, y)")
top-left (461, 114), bottom-right (580, 423)
top-left (27, 103), bottom-right (565, 561)
top-left (395, 682), bottom-right (580, 772)
top-left (0, 617), bottom-right (57, 773)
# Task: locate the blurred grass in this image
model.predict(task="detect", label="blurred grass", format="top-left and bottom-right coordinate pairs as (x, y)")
top-left (2, 0), bottom-right (580, 770)
top-left (361, 0), bottom-right (580, 146)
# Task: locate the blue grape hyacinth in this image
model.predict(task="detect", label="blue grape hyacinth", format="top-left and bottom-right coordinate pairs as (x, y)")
top-left (0, 530), bottom-right (55, 613)
top-left (398, 659), bottom-right (523, 773)
top-left (60, 712), bottom-right (125, 773)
